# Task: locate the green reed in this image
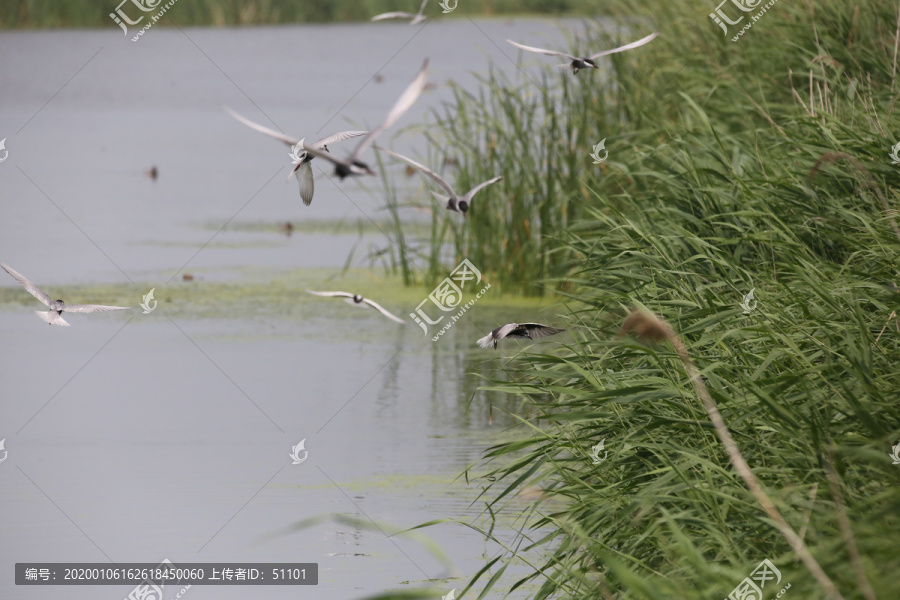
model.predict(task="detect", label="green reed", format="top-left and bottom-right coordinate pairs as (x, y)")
top-left (407, 0), bottom-right (900, 599)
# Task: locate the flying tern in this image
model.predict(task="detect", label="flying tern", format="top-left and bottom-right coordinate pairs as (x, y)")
top-left (477, 322), bottom-right (565, 349)
top-left (372, 0), bottom-right (428, 25)
top-left (380, 147), bottom-right (502, 215)
top-left (305, 290), bottom-right (405, 324)
top-left (224, 106), bottom-right (366, 205)
top-left (0, 262), bottom-right (131, 327)
top-left (506, 31), bottom-right (659, 74)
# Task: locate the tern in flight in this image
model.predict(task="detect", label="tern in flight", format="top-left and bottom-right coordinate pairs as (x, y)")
top-left (301, 60), bottom-right (429, 180)
top-left (380, 148), bottom-right (502, 215)
top-left (224, 106), bottom-right (366, 206)
top-left (0, 262), bottom-right (130, 327)
top-left (305, 290), bottom-right (405, 324)
top-left (477, 322), bottom-right (565, 349)
top-left (506, 31), bottom-right (659, 74)
top-left (372, 0), bottom-right (429, 25)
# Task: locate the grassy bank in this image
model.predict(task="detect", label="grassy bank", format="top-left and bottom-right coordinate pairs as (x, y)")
top-left (1, 0), bottom-right (597, 29)
top-left (417, 0), bottom-right (900, 598)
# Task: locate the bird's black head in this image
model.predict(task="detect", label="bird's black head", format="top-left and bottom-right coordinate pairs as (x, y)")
top-left (457, 200), bottom-right (469, 214)
top-left (335, 163), bottom-right (352, 179)
top-left (336, 161), bottom-right (374, 180)
top-left (353, 295), bottom-right (363, 303)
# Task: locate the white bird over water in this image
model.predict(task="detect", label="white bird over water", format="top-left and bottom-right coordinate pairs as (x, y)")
top-left (380, 148), bottom-right (502, 215)
top-left (0, 262), bottom-right (130, 327)
top-left (302, 60), bottom-right (429, 180)
top-left (224, 106), bottom-right (366, 205)
top-left (305, 290), bottom-right (405, 324)
top-left (371, 0), bottom-right (429, 25)
top-left (477, 322), bottom-right (565, 349)
top-left (506, 31), bottom-right (659, 74)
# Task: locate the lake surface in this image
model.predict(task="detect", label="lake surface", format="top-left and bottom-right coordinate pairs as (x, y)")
top-left (0, 17), bottom-right (578, 600)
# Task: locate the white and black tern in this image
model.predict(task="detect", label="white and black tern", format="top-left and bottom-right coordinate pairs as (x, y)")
top-left (302, 59), bottom-right (429, 180)
top-left (224, 106), bottom-right (366, 206)
top-left (506, 31), bottom-right (659, 74)
top-left (380, 148), bottom-right (502, 215)
top-left (0, 262), bottom-right (131, 327)
top-left (371, 0), bottom-right (428, 25)
top-left (477, 322), bottom-right (565, 349)
top-left (305, 290), bottom-right (405, 324)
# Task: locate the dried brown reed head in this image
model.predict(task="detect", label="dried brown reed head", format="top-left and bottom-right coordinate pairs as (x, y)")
top-left (620, 309), bottom-right (675, 344)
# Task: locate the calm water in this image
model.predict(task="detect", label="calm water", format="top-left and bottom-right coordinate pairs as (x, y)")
top-left (0, 17), bottom-right (575, 600)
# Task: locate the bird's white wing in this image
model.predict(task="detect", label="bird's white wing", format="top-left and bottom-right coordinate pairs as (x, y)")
top-left (0, 262), bottom-right (52, 307)
top-left (415, 0), bottom-right (429, 16)
top-left (506, 39), bottom-right (575, 60)
top-left (310, 130), bottom-right (368, 149)
top-left (462, 176), bottom-right (503, 203)
top-left (494, 323), bottom-right (522, 341)
top-left (35, 311), bottom-right (69, 326)
top-left (295, 162), bottom-right (315, 206)
top-left (361, 297), bottom-right (405, 324)
top-left (380, 148), bottom-right (456, 196)
top-left (305, 289), bottom-right (354, 299)
top-left (224, 106), bottom-right (300, 146)
top-left (351, 59), bottom-right (429, 160)
top-left (589, 31), bottom-right (659, 60)
top-left (63, 304), bottom-right (131, 313)
top-left (372, 11), bottom-right (415, 21)
top-left (430, 190), bottom-right (453, 209)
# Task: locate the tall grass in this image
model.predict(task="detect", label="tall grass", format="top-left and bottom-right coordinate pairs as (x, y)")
top-left (387, 22), bottom-right (668, 295)
top-left (425, 0), bottom-right (900, 598)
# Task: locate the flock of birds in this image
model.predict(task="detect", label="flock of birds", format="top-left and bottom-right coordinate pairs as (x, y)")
top-left (2, 6), bottom-right (660, 349)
